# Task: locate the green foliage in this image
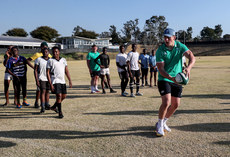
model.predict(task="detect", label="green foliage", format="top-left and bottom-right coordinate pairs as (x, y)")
top-left (143, 15), bottom-right (168, 45)
top-left (109, 25), bottom-right (122, 44)
top-left (99, 32), bottom-right (111, 38)
top-left (30, 26), bottom-right (60, 42)
top-left (72, 26), bottom-right (98, 39)
top-left (200, 25), bottom-right (223, 40)
top-left (5, 28), bottom-right (28, 37)
top-left (176, 27), bottom-right (193, 42)
top-left (121, 18), bottom-right (140, 43)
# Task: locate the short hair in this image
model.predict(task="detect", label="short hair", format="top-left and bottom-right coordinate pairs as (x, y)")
top-left (40, 42), bottom-right (48, 47)
top-left (92, 44), bottom-right (96, 48)
top-left (119, 45), bottom-right (124, 49)
top-left (52, 46), bottom-right (60, 51)
top-left (132, 43), bottom-right (136, 48)
top-left (11, 46), bottom-right (18, 50)
top-left (103, 47), bottom-right (107, 52)
top-left (42, 47), bottom-right (49, 52)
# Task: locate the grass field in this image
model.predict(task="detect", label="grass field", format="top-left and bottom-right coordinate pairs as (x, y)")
top-left (0, 56), bottom-right (229, 157)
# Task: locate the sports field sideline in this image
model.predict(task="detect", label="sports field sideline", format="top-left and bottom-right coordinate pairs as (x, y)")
top-left (0, 56), bottom-right (229, 156)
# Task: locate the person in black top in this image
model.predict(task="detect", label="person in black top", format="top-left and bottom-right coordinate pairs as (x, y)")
top-left (95, 47), bottom-right (116, 94)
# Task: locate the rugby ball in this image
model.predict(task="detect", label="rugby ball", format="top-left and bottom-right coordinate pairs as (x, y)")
top-left (175, 72), bottom-right (189, 85)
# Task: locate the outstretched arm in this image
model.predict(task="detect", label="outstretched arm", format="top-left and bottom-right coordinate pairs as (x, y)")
top-left (26, 60), bottom-right (34, 69)
top-left (156, 62), bottom-right (176, 83)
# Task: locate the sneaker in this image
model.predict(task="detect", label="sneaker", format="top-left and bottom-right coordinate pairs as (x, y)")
top-left (45, 104), bottom-right (51, 110)
top-left (141, 84), bottom-right (144, 87)
top-left (102, 89), bottom-right (106, 94)
top-left (58, 112), bottom-right (64, 118)
top-left (1, 103), bottom-right (8, 107)
top-left (136, 92), bottom-right (143, 96)
top-left (110, 89), bottom-right (117, 93)
top-left (50, 106), bottom-right (58, 113)
top-left (164, 123), bottom-right (171, 132)
top-left (121, 93), bottom-right (127, 97)
top-left (16, 104), bottom-right (22, 109)
top-left (23, 101), bottom-right (30, 106)
top-left (124, 91), bottom-right (129, 95)
top-left (156, 122), bottom-right (165, 137)
top-left (145, 83), bottom-right (149, 86)
top-left (91, 91), bottom-right (96, 94)
top-left (130, 93), bottom-right (135, 97)
top-left (95, 89), bottom-right (100, 93)
top-left (40, 107), bottom-right (45, 113)
top-left (34, 102), bottom-right (39, 108)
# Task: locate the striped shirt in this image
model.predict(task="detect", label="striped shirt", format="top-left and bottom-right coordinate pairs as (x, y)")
top-left (6, 56), bottom-right (27, 77)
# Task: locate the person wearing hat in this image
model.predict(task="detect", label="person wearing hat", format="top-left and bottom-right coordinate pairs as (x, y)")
top-left (155, 28), bottom-right (196, 137)
top-left (27, 41), bottom-right (52, 108)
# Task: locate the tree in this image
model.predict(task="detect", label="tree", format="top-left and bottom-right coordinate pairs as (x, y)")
top-left (223, 34), bottom-right (230, 39)
top-left (121, 18), bottom-right (140, 43)
top-left (99, 31), bottom-right (111, 38)
top-left (176, 27), bottom-right (193, 42)
top-left (72, 26), bottom-right (98, 39)
top-left (200, 26), bottom-right (216, 40)
top-left (144, 15), bottom-right (168, 45)
top-left (30, 26), bottom-right (59, 42)
top-left (186, 27), bottom-right (193, 41)
top-left (214, 24), bottom-right (223, 39)
top-left (5, 28), bottom-right (28, 37)
top-left (109, 25), bottom-right (121, 44)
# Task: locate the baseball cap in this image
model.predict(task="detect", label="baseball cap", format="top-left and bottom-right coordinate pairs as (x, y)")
top-left (164, 28), bottom-right (175, 37)
top-left (40, 42), bottom-right (48, 47)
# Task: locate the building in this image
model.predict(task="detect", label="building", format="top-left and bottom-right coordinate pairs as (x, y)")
top-left (61, 36), bottom-right (113, 49)
top-left (0, 36), bottom-right (61, 49)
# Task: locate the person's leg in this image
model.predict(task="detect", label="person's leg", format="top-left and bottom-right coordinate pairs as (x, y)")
top-left (101, 74), bottom-right (105, 93)
top-left (4, 80), bottom-right (10, 105)
top-left (13, 78), bottom-right (21, 107)
top-left (129, 71), bottom-right (134, 97)
top-left (136, 70), bottom-right (142, 95)
top-left (141, 68), bottom-right (144, 86)
top-left (150, 71), bottom-right (153, 87)
top-left (21, 76), bottom-right (30, 106)
top-left (34, 90), bottom-right (40, 108)
top-left (40, 89), bottom-right (46, 113)
top-left (154, 71), bottom-right (157, 86)
top-left (145, 68), bottom-right (149, 86)
top-left (94, 75), bottom-right (100, 92)
top-left (45, 90), bottom-right (50, 109)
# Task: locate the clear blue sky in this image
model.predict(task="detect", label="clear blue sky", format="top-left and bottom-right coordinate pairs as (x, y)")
top-left (1, 0), bottom-right (230, 38)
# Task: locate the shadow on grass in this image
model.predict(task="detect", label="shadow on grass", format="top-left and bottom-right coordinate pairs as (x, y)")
top-left (0, 126), bottom-right (157, 140)
top-left (182, 94), bottom-right (230, 100)
top-left (213, 141), bottom-right (230, 145)
top-left (220, 102), bottom-right (230, 105)
top-left (84, 109), bottom-right (230, 116)
top-left (0, 140), bottom-right (17, 148)
top-left (173, 123), bottom-right (230, 132)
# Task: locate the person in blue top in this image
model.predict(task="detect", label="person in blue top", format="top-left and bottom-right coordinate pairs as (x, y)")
top-left (155, 28), bottom-right (196, 137)
top-left (6, 46), bottom-right (34, 108)
top-left (139, 49), bottom-right (149, 86)
top-left (149, 49), bottom-right (158, 87)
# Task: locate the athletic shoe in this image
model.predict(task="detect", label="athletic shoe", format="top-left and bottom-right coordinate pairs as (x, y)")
top-left (91, 91), bottom-right (96, 94)
top-left (136, 92), bottom-right (143, 96)
top-left (23, 101), bottom-right (30, 106)
top-left (95, 89), bottom-right (100, 93)
top-left (40, 107), bottom-right (45, 113)
top-left (16, 104), bottom-right (22, 109)
top-left (110, 89), bottom-right (117, 93)
top-left (164, 123), bottom-right (171, 132)
top-left (130, 93), bottom-right (135, 97)
top-left (34, 102), bottom-right (39, 108)
top-left (124, 91), bottom-right (129, 95)
top-left (1, 103), bottom-right (8, 107)
top-left (156, 122), bottom-right (165, 137)
top-left (50, 106), bottom-right (58, 113)
top-left (45, 104), bottom-right (51, 110)
top-left (121, 93), bottom-right (127, 97)
top-left (141, 84), bottom-right (144, 87)
top-left (145, 83), bottom-right (149, 86)
top-left (102, 89), bottom-right (106, 94)
top-left (58, 112), bottom-right (64, 118)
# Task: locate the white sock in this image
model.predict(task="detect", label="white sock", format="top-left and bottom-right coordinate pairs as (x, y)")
top-left (163, 118), bottom-right (169, 125)
top-left (95, 85), bottom-right (99, 90)
top-left (158, 119), bottom-right (164, 127)
top-left (91, 86), bottom-right (95, 91)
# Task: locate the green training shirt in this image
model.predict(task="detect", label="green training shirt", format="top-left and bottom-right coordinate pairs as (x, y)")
top-left (87, 51), bottom-right (100, 71)
top-left (156, 40), bottom-right (189, 83)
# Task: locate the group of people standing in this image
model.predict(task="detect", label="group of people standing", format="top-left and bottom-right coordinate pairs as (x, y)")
top-left (2, 42), bottom-right (72, 118)
top-left (2, 28), bottom-right (195, 137)
top-left (86, 28), bottom-right (196, 137)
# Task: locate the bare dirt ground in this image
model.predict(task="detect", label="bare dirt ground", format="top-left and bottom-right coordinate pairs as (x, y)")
top-left (0, 56), bottom-right (229, 157)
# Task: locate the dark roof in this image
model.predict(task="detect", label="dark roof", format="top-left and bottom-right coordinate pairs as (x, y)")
top-left (0, 36), bottom-right (44, 43)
